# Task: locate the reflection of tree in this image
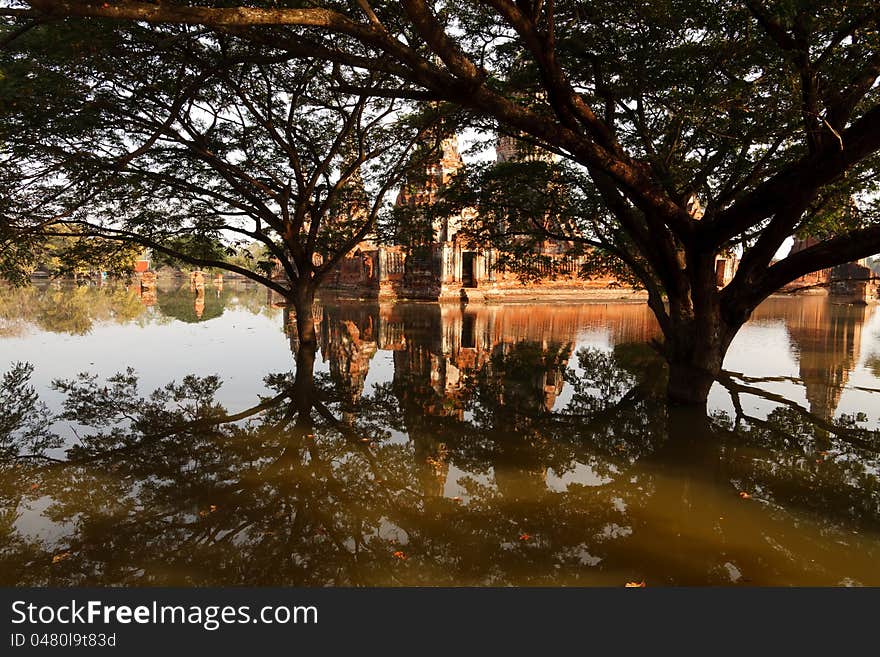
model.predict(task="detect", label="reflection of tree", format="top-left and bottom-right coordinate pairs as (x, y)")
top-left (0, 287), bottom-right (42, 337)
top-left (711, 405), bottom-right (880, 531)
top-left (462, 342), bottom-right (575, 497)
top-left (0, 285), bottom-right (146, 335)
top-left (1, 310), bottom-right (879, 586)
top-left (0, 363), bottom-right (63, 585)
top-left (0, 282), bottom-right (281, 337)
top-left (0, 363), bottom-right (60, 460)
top-left (3, 353), bottom-right (627, 584)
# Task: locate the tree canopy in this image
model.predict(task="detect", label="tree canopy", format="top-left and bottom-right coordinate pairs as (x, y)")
top-left (0, 17), bottom-right (448, 321)
top-left (3, 1), bottom-right (880, 402)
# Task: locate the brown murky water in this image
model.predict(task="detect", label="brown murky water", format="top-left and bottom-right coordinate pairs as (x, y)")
top-left (1, 282), bottom-right (879, 586)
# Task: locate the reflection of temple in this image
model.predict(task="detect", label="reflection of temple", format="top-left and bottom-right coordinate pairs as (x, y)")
top-left (792, 301), bottom-right (872, 421)
top-left (134, 271), bottom-right (157, 307)
top-left (316, 302), bottom-right (660, 497)
top-left (130, 270), bottom-right (220, 318)
top-left (386, 305), bottom-right (577, 498)
top-left (317, 303), bottom-right (660, 391)
top-left (753, 297), bottom-right (875, 421)
top-left (318, 304), bottom-right (659, 408)
top-left (190, 271), bottom-right (206, 319)
top-left (130, 278), bottom-right (267, 324)
top-left (320, 304), bottom-right (377, 407)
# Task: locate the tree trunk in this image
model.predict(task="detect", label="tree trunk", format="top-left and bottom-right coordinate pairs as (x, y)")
top-left (291, 282), bottom-right (317, 348)
top-left (663, 267), bottom-right (740, 407)
top-left (289, 281), bottom-right (318, 426)
top-left (664, 317), bottom-right (731, 406)
top-left (292, 336), bottom-right (317, 427)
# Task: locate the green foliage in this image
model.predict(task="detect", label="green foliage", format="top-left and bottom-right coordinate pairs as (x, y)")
top-left (0, 362), bottom-right (60, 459)
top-left (0, 18), bottom-right (434, 295)
top-left (0, 284), bottom-right (147, 336)
top-left (40, 228), bottom-right (142, 278)
top-left (149, 235), bottom-right (229, 271)
top-left (0, 231), bottom-right (39, 287)
top-left (0, 227), bottom-right (141, 283)
top-left (223, 241), bottom-right (277, 277)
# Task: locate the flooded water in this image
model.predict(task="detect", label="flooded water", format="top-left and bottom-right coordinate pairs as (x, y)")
top-left (1, 281), bottom-right (879, 586)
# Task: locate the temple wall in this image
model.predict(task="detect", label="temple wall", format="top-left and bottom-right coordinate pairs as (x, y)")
top-left (781, 263), bottom-right (878, 304)
top-left (320, 238), bottom-right (653, 302)
top-left (829, 262), bottom-right (879, 304)
top-left (781, 268), bottom-right (833, 296)
top-left (781, 237), bottom-right (878, 303)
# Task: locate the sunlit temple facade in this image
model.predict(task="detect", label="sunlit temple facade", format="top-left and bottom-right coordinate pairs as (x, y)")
top-left (322, 134), bottom-right (732, 301)
top-left (782, 236), bottom-right (879, 303)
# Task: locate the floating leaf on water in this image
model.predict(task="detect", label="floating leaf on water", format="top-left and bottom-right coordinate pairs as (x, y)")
top-left (52, 552), bottom-right (71, 565)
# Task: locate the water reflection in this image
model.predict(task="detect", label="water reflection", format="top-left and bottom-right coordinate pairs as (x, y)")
top-left (1, 290), bottom-right (879, 586)
top-left (0, 285), bottom-right (145, 336)
top-left (786, 300), bottom-right (872, 421)
top-left (726, 298), bottom-right (878, 429)
top-left (0, 280), bottom-right (276, 336)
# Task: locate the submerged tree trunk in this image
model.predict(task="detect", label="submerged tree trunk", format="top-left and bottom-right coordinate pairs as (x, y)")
top-left (289, 281), bottom-right (318, 426)
top-left (661, 257), bottom-right (743, 407)
top-left (664, 317), bottom-right (736, 406)
top-left (291, 281), bottom-right (317, 348)
top-left (292, 336), bottom-right (317, 426)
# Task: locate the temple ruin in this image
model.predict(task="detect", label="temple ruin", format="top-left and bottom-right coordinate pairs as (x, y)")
top-left (322, 135), bottom-right (739, 302)
top-left (782, 236), bottom-right (879, 304)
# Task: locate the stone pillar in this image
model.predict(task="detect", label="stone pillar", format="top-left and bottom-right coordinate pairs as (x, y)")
top-left (377, 247), bottom-right (386, 281)
top-left (190, 270), bottom-right (205, 290)
top-left (440, 243), bottom-right (452, 284)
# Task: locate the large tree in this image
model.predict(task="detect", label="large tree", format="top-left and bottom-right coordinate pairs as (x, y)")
top-left (0, 20), bottom-right (445, 349)
top-left (5, 1), bottom-right (880, 404)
